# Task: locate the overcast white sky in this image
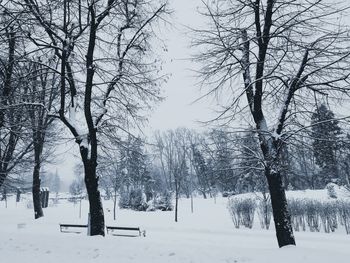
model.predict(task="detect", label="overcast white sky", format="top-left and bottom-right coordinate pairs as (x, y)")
top-left (146, 0), bottom-right (214, 133)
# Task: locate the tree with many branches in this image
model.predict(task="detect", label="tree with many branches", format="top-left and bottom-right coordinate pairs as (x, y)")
top-left (8, 0), bottom-right (168, 236)
top-left (193, 0), bottom-right (350, 247)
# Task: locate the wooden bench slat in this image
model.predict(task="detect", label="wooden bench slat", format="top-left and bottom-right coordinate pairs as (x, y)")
top-left (106, 226), bottom-right (140, 231)
top-left (60, 224), bottom-right (87, 228)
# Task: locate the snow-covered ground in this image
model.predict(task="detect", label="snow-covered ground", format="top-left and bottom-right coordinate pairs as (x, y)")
top-left (1, 191), bottom-right (350, 263)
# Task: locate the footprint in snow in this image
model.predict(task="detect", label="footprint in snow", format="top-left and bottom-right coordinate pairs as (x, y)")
top-left (168, 252), bottom-right (176, 256)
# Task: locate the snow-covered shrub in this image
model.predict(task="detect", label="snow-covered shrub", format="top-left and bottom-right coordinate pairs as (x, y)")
top-left (239, 198), bottom-right (256, 228)
top-left (227, 197), bottom-right (256, 229)
top-left (326, 183), bottom-right (338, 199)
top-left (146, 200), bottom-right (156, 211)
top-left (304, 199), bottom-right (321, 232)
top-left (337, 200), bottom-right (350, 234)
top-left (153, 191), bottom-right (173, 211)
top-left (118, 191), bottom-right (130, 209)
top-left (118, 189), bottom-right (148, 211)
top-left (319, 201), bottom-right (338, 233)
top-left (257, 198), bottom-right (272, 230)
top-left (129, 189), bottom-right (148, 211)
top-left (288, 198), bottom-right (306, 232)
top-left (227, 198), bottom-right (241, 228)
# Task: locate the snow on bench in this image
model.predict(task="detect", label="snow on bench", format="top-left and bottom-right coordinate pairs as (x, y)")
top-left (59, 224), bottom-right (87, 233)
top-left (106, 226), bottom-right (146, 237)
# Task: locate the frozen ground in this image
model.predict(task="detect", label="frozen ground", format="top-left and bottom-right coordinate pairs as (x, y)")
top-left (0, 190), bottom-right (350, 263)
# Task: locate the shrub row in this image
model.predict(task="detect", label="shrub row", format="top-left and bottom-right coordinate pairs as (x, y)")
top-left (288, 198), bottom-right (350, 234)
top-left (227, 196), bottom-right (350, 234)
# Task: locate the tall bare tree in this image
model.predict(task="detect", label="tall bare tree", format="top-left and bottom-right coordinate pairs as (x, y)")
top-left (24, 59), bottom-right (59, 219)
top-left (193, 0), bottom-right (350, 247)
top-left (13, 0), bottom-right (167, 235)
top-left (0, 11), bottom-right (33, 190)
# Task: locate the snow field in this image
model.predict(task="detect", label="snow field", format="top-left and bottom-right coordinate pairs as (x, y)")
top-left (0, 192), bottom-right (350, 263)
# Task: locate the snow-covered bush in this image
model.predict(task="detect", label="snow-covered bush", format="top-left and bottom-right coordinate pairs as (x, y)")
top-left (129, 189), bottom-right (145, 210)
top-left (326, 183), bottom-right (338, 199)
top-left (337, 200), bottom-right (350, 234)
top-left (153, 191), bottom-right (173, 211)
top-left (257, 198), bottom-right (272, 230)
top-left (227, 197), bottom-right (256, 229)
top-left (118, 189), bottom-right (148, 211)
top-left (288, 198), bottom-right (338, 233)
top-left (288, 198), bottom-right (306, 232)
top-left (118, 190), bottom-right (130, 209)
top-left (319, 202), bottom-right (338, 233)
top-left (304, 199), bottom-right (321, 232)
top-left (227, 198), bottom-right (241, 228)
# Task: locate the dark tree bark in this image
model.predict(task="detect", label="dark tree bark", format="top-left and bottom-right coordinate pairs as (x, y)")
top-left (81, 148), bottom-right (105, 236)
top-left (32, 152), bottom-right (44, 219)
top-left (174, 179), bottom-right (179, 222)
top-left (113, 189), bottom-right (117, 221)
top-left (265, 167), bottom-right (295, 247)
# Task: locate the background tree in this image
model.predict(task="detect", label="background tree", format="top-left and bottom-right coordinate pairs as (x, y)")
top-left (311, 104), bottom-right (342, 188)
top-left (24, 59), bottom-right (59, 219)
top-left (154, 128), bottom-right (192, 221)
top-left (211, 130), bottom-right (236, 193)
top-left (191, 142), bottom-right (212, 198)
top-left (0, 12), bottom-right (33, 191)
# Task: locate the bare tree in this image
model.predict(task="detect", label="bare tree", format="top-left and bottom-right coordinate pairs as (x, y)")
top-left (193, 0), bottom-right (350, 247)
top-left (154, 128), bottom-right (192, 222)
top-left (11, 0), bottom-right (168, 235)
top-left (24, 59), bottom-right (59, 219)
top-left (0, 12), bottom-right (33, 190)
top-left (98, 149), bottom-right (124, 221)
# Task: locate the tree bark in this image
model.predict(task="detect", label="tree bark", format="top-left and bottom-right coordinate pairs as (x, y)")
top-left (81, 148), bottom-right (105, 236)
top-left (113, 189), bottom-right (117, 220)
top-left (32, 162), bottom-right (44, 219)
top-left (32, 141), bottom-right (44, 219)
top-left (175, 179), bottom-right (179, 222)
top-left (265, 166), bottom-right (295, 247)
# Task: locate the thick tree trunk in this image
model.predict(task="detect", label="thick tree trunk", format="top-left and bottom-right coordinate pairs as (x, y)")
top-left (82, 155), bottom-right (105, 236)
top-left (265, 167), bottom-right (295, 247)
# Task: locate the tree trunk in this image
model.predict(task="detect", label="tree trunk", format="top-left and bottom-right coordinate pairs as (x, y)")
top-left (265, 167), bottom-right (295, 247)
top-left (113, 190), bottom-right (117, 221)
top-left (82, 155), bottom-right (105, 236)
top-left (175, 180), bottom-right (179, 222)
top-left (32, 153), bottom-right (44, 219)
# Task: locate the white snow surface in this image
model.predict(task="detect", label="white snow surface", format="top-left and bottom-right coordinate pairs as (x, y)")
top-left (1, 191), bottom-right (350, 263)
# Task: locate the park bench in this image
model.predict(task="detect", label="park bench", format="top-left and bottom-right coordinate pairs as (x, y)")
top-left (59, 224), bottom-right (87, 233)
top-left (106, 226), bottom-right (146, 237)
